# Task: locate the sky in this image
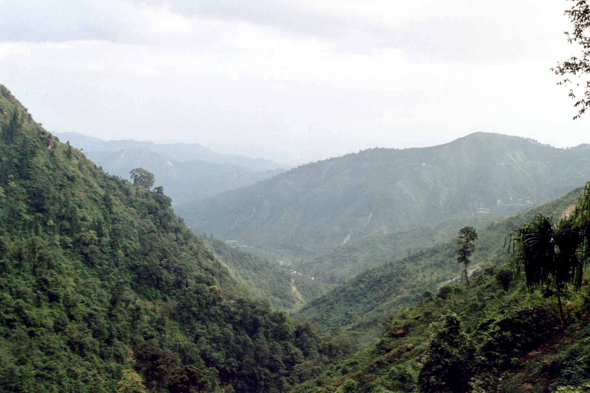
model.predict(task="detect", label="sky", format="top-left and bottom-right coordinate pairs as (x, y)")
top-left (0, 0), bottom-right (589, 165)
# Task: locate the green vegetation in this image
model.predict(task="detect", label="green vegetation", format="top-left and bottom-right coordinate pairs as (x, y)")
top-left (298, 187), bottom-right (585, 344)
top-left (291, 223), bottom-right (452, 284)
top-left (511, 214), bottom-right (585, 323)
top-left (293, 260), bottom-right (590, 392)
top-left (178, 133), bottom-right (590, 262)
top-left (291, 185), bottom-right (590, 392)
top-left (553, 0), bottom-right (590, 119)
top-left (455, 226), bottom-right (478, 287)
top-left (204, 236), bottom-right (333, 312)
top-left (130, 168), bottom-right (155, 190)
top-left (0, 85), bottom-right (348, 392)
top-left (417, 313), bottom-right (475, 393)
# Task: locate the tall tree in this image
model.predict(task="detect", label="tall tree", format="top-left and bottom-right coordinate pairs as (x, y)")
top-left (511, 214), bottom-right (584, 324)
top-left (455, 226), bottom-right (478, 287)
top-left (574, 182), bottom-right (590, 253)
top-left (130, 168), bottom-right (155, 191)
top-left (116, 370), bottom-right (146, 393)
top-left (553, 0), bottom-right (590, 119)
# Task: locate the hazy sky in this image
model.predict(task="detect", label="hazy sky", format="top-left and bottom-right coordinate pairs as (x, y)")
top-left (1, 0), bottom-right (589, 165)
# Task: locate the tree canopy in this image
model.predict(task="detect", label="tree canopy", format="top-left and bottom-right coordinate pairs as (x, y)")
top-left (553, 0), bottom-right (590, 119)
top-left (130, 167), bottom-right (155, 190)
top-left (510, 185), bottom-right (590, 323)
top-left (455, 226), bottom-right (478, 287)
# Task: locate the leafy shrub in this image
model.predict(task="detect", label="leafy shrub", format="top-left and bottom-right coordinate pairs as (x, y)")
top-left (418, 313), bottom-right (475, 393)
top-left (495, 265), bottom-right (513, 291)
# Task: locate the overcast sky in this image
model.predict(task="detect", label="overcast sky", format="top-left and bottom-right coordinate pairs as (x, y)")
top-left (0, 0), bottom-right (588, 165)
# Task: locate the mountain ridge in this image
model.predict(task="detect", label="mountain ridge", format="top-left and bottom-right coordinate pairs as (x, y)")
top-left (55, 132), bottom-right (287, 172)
top-left (177, 132), bottom-right (590, 258)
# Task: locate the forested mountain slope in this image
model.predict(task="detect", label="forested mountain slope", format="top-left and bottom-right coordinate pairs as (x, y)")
top-left (0, 85), bottom-right (346, 393)
top-left (294, 262), bottom-right (590, 393)
top-left (178, 133), bottom-right (590, 258)
top-left (54, 133), bottom-right (284, 206)
top-left (298, 187), bottom-right (584, 342)
top-left (204, 236), bottom-right (333, 312)
top-left (293, 185), bottom-right (590, 393)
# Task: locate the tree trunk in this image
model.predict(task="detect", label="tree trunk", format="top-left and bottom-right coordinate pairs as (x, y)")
top-left (464, 265), bottom-right (470, 287)
top-left (556, 291), bottom-right (565, 327)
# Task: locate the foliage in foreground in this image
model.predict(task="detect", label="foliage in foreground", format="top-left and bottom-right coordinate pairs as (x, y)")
top-left (294, 260), bottom-right (590, 392)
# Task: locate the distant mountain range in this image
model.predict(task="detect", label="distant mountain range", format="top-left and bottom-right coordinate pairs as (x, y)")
top-left (177, 132), bottom-right (590, 259)
top-left (54, 132), bottom-right (287, 205)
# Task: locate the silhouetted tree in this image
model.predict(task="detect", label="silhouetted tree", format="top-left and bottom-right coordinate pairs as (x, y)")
top-left (553, 0), bottom-right (590, 119)
top-left (66, 141), bottom-right (72, 159)
top-left (455, 226), bottom-right (478, 287)
top-left (511, 214), bottom-right (583, 324)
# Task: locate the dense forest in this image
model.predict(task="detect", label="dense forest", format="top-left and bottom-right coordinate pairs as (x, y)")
top-left (0, 85), bottom-right (350, 393)
top-left (4, 0), bottom-right (590, 391)
top-left (203, 236), bottom-right (332, 311)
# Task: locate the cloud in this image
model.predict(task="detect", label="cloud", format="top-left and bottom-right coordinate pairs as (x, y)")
top-left (0, 0), bottom-right (586, 165)
top-left (0, 0), bottom-right (574, 62)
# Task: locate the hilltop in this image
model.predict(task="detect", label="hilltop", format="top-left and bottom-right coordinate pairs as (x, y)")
top-left (177, 133), bottom-right (590, 263)
top-left (55, 132), bottom-right (285, 172)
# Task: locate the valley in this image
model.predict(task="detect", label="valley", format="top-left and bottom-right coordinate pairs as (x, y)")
top-left (5, 0), bottom-right (590, 391)
top-left (1, 83), bottom-right (590, 393)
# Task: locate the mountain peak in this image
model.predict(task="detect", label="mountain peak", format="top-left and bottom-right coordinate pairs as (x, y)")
top-left (178, 132), bottom-right (590, 257)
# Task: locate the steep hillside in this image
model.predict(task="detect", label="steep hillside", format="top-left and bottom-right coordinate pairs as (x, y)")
top-left (178, 133), bottom-right (590, 258)
top-left (204, 236), bottom-right (333, 311)
top-left (293, 185), bottom-right (590, 393)
top-left (293, 263), bottom-right (590, 393)
top-left (298, 187), bottom-right (585, 342)
top-left (0, 86), bottom-right (346, 393)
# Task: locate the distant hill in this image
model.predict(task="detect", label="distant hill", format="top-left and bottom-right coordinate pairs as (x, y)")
top-left (54, 132), bottom-right (286, 205)
top-left (177, 133), bottom-right (590, 258)
top-left (297, 187), bottom-right (585, 342)
top-left (56, 132), bottom-right (286, 172)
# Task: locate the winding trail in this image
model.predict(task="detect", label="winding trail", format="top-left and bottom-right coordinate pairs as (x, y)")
top-left (291, 277), bottom-right (304, 302)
